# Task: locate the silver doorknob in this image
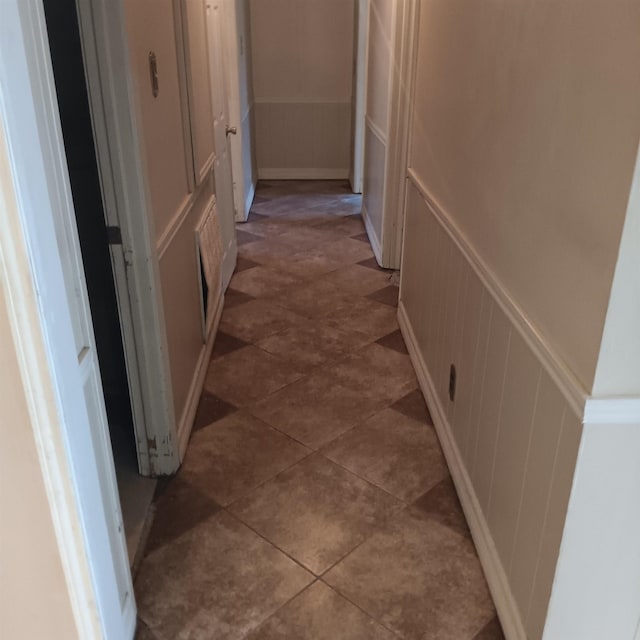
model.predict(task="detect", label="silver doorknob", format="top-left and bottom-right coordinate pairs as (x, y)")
top-left (225, 125), bottom-right (238, 136)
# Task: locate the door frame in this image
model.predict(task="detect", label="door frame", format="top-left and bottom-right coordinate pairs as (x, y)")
top-left (380, 0), bottom-right (420, 269)
top-left (74, 0), bottom-right (179, 475)
top-left (0, 0), bottom-right (135, 636)
top-left (350, 0), bottom-right (369, 194)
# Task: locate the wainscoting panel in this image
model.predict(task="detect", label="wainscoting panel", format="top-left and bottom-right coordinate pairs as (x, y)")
top-left (399, 179), bottom-right (583, 640)
top-left (362, 121), bottom-right (386, 262)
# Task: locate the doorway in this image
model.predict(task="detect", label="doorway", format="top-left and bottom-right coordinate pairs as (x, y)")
top-left (42, 0), bottom-right (156, 565)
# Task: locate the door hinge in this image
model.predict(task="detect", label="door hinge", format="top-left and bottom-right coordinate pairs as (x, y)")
top-left (106, 225), bottom-right (123, 245)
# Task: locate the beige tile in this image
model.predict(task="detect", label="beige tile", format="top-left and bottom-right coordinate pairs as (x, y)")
top-left (246, 581), bottom-right (395, 640)
top-left (257, 321), bottom-right (370, 372)
top-left (228, 265), bottom-right (303, 298)
top-left (322, 408), bottom-right (449, 502)
top-left (204, 345), bottom-right (303, 406)
top-left (219, 299), bottom-right (309, 342)
top-left (230, 455), bottom-right (403, 575)
top-left (180, 411), bottom-right (310, 506)
top-left (250, 368), bottom-right (388, 449)
top-left (324, 296), bottom-right (400, 341)
top-left (324, 509), bottom-right (495, 640)
top-left (297, 237), bottom-right (374, 266)
top-left (325, 343), bottom-right (418, 405)
top-left (239, 238), bottom-right (299, 266)
top-left (320, 263), bottom-right (394, 295)
top-left (271, 280), bottom-right (352, 319)
top-left (314, 214), bottom-right (366, 237)
top-left (136, 512), bottom-right (313, 640)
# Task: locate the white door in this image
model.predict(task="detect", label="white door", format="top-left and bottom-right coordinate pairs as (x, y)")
top-left (0, 1), bottom-right (135, 637)
top-left (207, 0), bottom-right (239, 288)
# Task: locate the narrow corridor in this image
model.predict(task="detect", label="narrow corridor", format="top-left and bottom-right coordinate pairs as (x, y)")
top-left (135, 181), bottom-right (504, 640)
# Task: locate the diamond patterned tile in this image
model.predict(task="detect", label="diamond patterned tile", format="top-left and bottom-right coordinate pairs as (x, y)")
top-left (136, 512), bottom-right (313, 640)
top-left (205, 345), bottom-right (304, 407)
top-left (224, 288), bottom-right (255, 309)
top-left (246, 581), bottom-right (395, 640)
top-left (390, 388), bottom-right (434, 426)
top-left (230, 454), bottom-right (403, 575)
top-left (322, 407), bottom-right (449, 502)
top-left (375, 328), bottom-right (409, 354)
top-left (181, 411), bottom-right (310, 506)
top-left (228, 265), bottom-right (304, 298)
top-left (211, 331), bottom-right (249, 360)
top-left (324, 509), bottom-right (496, 640)
top-left (412, 475), bottom-right (471, 538)
top-left (192, 390), bottom-right (238, 431)
top-left (367, 285), bottom-right (399, 307)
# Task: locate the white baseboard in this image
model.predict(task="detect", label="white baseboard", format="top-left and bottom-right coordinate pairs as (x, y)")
top-left (362, 201), bottom-right (383, 265)
top-left (398, 300), bottom-right (527, 640)
top-left (257, 168), bottom-right (349, 180)
top-left (177, 291), bottom-right (224, 460)
top-left (237, 181), bottom-right (256, 222)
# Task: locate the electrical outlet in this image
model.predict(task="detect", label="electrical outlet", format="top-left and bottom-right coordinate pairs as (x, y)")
top-left (449, 364), bottom-right (457, 402)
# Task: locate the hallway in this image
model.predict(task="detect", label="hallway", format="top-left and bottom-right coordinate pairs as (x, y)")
top-left (135, 181), bottom-right (504, 640)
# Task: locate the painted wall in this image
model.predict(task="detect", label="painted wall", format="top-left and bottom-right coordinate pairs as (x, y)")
top-left (409, 0), bottom-right (640, 391)
top-left (0, 283), bottom-right (78, 639)
top-left (249, 0), bottom-right (355, 179)
top-left (361, 0), bottom-right (398, 267)
top-left (400, 1), bottom-right (640, 638)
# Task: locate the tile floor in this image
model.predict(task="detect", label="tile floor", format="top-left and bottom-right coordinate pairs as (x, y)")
top-left (135, 181), bottom-right (504, 640)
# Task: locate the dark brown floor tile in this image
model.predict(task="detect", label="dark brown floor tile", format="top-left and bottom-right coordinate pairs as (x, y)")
top-left (180, 411), bottom-right (309, 506)
top-left (229, 265), bottom-right (304, 298)
top-left (205, 345), bottom-right (304, 407)
top-left (412, 476), bottom-right (471, 538)
top-left (220, 299), bottom-right (309, 343)
top-left (473, 615), bottom-right (506, 640)
top-left (322, 408), bottom-right (449, 502)
top-left (230, 455), bottom-right (403, 575)
top-left (246, 581), bottom-right (395, 640)
top-left (212, 331), bottom-right (249, 360)
top-left (145, 476), bottom-right (221, 554)
top-left (192, 390), bottom-right (238, 431)
top-left (250, 368), bottom-right (388, 449)
top-left (247, 210), bottom-right (269, 220)
top-left (324, 509), bottom-right (495, 640)
top-left (353, 232), bottom-right (370, 243)
top-left (390, 388), bottom-right (434, 425)
top-left (236, 229), bottom-right (263, 245)
top-left (357, 256), bottom-right (383, 270)
top-left (136, 512), bottom-right (313, 640)
top-left (234, 256), bottom-right (260, 273)
top-left (375, 328), bottom-right (408, 354)
top-left (135, 618), bottom-right (158, 640)
top-left (224, 288), bottom-right (255, 309)
top-left (367, 285), bottom-right (399, 307)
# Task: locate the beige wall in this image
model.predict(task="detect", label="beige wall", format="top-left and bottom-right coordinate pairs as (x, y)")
top-left (249, 0), bottom-right (355, 178)
top-left (400, 1), bottom-right (640, 638)
top-left (0, 285), bottom-right (78, 639)
top-left (410, 0), bottom-right (640, 391)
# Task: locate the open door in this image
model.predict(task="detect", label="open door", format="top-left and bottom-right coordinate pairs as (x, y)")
top-left (207, 0), bottom-right (239, 288)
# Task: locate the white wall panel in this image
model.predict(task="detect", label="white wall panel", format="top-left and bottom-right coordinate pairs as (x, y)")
top-left (399, 180), bottom-right (581, 639)
top-left (362, 124), bottom-right (386, 256)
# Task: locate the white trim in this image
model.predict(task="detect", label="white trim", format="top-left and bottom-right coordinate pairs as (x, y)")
top-left (258, 168), bottom-right (350, 180)
top-left (380, 0), bottom-right (419, 270)
top-left (157, 193), bottom-right (197, 259)
top-left (407, 168), bottom-right (587, 418)
top-left (253, 97), bottom-right (353, 105)
top-left (398, 301), bottom-right (527, 640)
top-left (243, 179), bottom-right (256, 221)
top-left (365, 114), bottom-right (388, 146)
top-left (350, 0), bottom-right (368, 194)
top-left (177, 291), bottom-right (224, 459)
top-left (77, 0), bottom-right (179, 475)
top-left (583, 397), bottom-right (640, 425)
top-left (362, 200), bottom-right (383, 265)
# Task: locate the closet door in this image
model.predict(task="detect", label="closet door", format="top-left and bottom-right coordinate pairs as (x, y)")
top-left (181, 0), bottom-right (216, 186)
